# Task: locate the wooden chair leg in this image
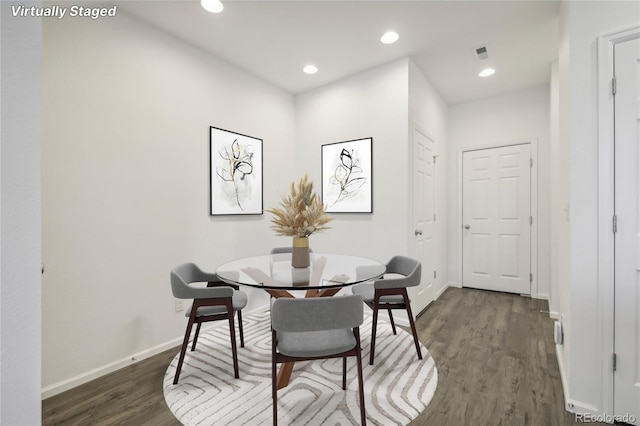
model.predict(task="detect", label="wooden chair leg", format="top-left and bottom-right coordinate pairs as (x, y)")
top-left (355, 328), bottom-right (367, 425)
top-left (272, 330), bottom-right (278, 426)
top-left (174, 314), bottom-right (196, 384)
top-left (228, 311), bottom-right (239, 378)
top-left (370, 300), bottom-right (379, 365)
top-left (403, 289), bottom-right (423, 360)
top-left (342, 357), bottom-right (347, 390)
top-left (237, 310), bottom-right (245, 348)
top-left (387, 309), bottom-right (397, 335)
top-left (191, 322), bottom-right (202, 351)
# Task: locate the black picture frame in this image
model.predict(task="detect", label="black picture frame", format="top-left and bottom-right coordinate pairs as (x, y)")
top-left (321, 137), bottom-right (373, 213)
top-left (209, 126), bottom-right (263, 215)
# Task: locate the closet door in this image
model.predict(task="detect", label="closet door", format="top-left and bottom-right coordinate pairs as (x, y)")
top-left (462, 144), bottom-right (531, 295)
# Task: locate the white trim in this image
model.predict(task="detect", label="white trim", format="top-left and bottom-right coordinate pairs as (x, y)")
top-left (456, 139), bottom-right (539, 296)
top-left (555, 345), bottom-right (571, 411)
top-left (447, 280), bottom-right (462, 289)
top-left (435, 281), bottom-right (451, 299)
top-left (530, 140), bottom-right (540, 298)
top-left (396, 284), bottom-right (453, 328)
top-left (557, 344), bottom-right (601, 417)
top-left (41, 305), bottom-right (270, 399)
top-left (597, 24), bottom-right (640, 418)
top-left (41, 336), bottom-right (183, 400)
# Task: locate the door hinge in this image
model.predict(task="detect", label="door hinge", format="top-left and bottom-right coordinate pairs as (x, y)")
top-left (613, 353), bottom-right (617, 371)
top-left (530, 158), bottom-right (533, 168)
top-left (612, 76), bottom-right (617, 96)
top-left (613, 215), bottom-right (618, 233)
top-left (434, 270), bottom-right (437, 279)
top-left (434, 213), bottom-right (436, 222)
top-left (529, 273), bottom-right (533, 283)
top-left (529, 216), bottom-right (533, 225)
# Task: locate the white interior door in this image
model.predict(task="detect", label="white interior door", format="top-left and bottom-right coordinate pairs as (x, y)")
top-left (613, 36), bottom-right (640, 425)
top-left (413, 126), bottom-right (435, 313)
top-left (462, 144), bottom-right (531, 294)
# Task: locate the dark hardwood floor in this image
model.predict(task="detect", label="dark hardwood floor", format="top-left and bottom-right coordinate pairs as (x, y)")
top-left (409, 287), bottom-right (593, 426)
top-left (43, 287), bottom-right (594, 426)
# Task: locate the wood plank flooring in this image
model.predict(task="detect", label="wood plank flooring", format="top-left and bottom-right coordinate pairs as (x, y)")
top-left (43, 287), bottom-right (594, 426)
top-left (409, 287), bottom-right (594, 426)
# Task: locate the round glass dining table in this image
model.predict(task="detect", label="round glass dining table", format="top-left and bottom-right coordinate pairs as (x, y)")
top-left (216, 252), bottom-right (386, 389)
top-left (216, 252), bottom-right (386, 298)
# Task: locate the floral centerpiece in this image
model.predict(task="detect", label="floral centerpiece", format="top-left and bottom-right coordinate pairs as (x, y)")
top-left (266, 174), bottom-right (332, 267)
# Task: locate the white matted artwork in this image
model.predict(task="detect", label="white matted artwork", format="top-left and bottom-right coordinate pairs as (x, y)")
top-left (209, 126), bottom-right (263, 215)
top-left (321, 137), bottom-right (372, 213)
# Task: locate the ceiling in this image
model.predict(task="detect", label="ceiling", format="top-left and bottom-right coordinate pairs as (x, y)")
top-left (118, 0), bottom-right (560, 105)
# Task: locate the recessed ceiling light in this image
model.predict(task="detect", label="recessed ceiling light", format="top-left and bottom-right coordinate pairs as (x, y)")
top-left (479, 68), bottom-right (496, 77)
top-left (380, 31), bottom-right (399, 45)
top-left (201, 0), bottom-right (223, 13)
top-left (303, 65), bottom-right (318, 75)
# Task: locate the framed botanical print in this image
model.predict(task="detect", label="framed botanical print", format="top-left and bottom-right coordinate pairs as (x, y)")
top-left (209, 126), bottom-right (263, 215)
top-left (321, 137), bottom-right (372, 213)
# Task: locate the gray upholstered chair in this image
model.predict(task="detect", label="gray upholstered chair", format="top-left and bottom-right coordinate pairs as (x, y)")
top-left (271, 294), bottom-right (366, 426)
top-left (170, 262), bottom-right (247, 384)
top-left (352, 255), bottom-right (423, 365)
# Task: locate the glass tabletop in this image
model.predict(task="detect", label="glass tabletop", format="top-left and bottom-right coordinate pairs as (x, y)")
top-left (216, 253), bottom-right (386, 290)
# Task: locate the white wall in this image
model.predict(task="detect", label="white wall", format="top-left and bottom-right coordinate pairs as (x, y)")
top-left (295, 59), bottom-right (411, 262)
top-left (41, 11), bottom-right (296, 395)
top-left (447, 85), bottom-right (551, 298)
top-left (408, 60), bottom-right (449, 297)
top-left (557, 0), bottom-right (640, 415)
top-left (0, 4), bottom-right (42, 424)
top-left (294, 58), bottom-right (450, 319)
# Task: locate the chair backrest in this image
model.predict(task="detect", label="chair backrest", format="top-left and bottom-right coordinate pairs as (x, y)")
top-left (271, 294), bottom-right (363, 333)
top-left (171, 262), bottom-right (233, 299)
top-left (375, 255), bottom-right (422, 289)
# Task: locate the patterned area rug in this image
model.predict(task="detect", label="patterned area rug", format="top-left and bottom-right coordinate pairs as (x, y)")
top-left (164, 310), bottom-right (437, 425)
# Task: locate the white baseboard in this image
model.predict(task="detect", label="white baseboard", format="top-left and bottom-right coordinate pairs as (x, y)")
top-left (531, 291), bottom-right (549, 300)
top-left (555, 341), bottom-right (601, 419)
top-left (438, 282), bottom-right (454, 297)
top-left (566, 399), bottom-right (602, 418)
top-left (555, 344), bottom-right (572, 412)
top-left (41, 336), bottom-right (182, 400)
top-left (447, 281), bottom-right (462, 289)
top-left (41, 305), bottom-right (269, 400)
top-left (393, 282), bottom-right (454, 328)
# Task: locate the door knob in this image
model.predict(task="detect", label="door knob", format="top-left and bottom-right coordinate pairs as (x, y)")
top-left (464, 224), bottom-right (470, 230)
top-left (414, 229), bottom-right (423, 236)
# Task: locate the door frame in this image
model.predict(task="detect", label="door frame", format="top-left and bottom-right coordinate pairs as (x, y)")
top-left (456, 139), bottom-right (539, 296)
top-left (597, 24), bottom-right (640, 418)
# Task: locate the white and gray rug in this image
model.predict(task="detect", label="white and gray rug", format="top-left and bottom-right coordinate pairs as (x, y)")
top-left (164, 310), bottom-right (437, 425)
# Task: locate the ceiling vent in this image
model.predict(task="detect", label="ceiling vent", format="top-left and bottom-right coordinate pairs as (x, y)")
top-left (475, 45), bottom-right (489, 60)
